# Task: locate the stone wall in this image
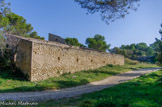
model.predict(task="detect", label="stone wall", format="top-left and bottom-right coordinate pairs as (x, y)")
top-left (11, 35), bottom-right (124, 81)
top-left (15, 39), bottom-right (33, 80)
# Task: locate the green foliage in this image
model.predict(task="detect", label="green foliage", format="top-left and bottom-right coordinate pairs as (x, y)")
top-left (150, 24), bottom-right (162, 66)
top-left (0, 16), bottom-right (9, 27)
top-left (0, 62), bottom-right (157, 93)
top-left (86, 34), bottom-right (111, 52)
top-left (0, 0), bottom-right (44, 74)
top-left (125, 58), bottom-right (139, 65)
top-left (65, 37), bottom-right (85, 47)
top-left (158, 24), bottom-right (162, 66)
top-left (107, 64), bottom-right (113, 67)
top-left (146, 47), bottom-right (154, 56)
top-left (39, 70), bottom-right (162, 107)
top-left (29, 31), bottom-right (45, 40)
top-left (1, 13), bottom-right (33, 35)
top-left (136, 42), bottom-right (147, 51)
top-left (111, 43), bottom-right (155, 63)
top-left (0, 12), bottom-right (44, 40)
top-left (157, 41), bottom-right (162, 66)
top-left (78, 70), bottom-right (162, 107)
top-left (151, 38), bottom-right (161, 51)
top-left (110, 23), bottom-right (162, 65)
top-left (0, 0), bottom-right (11, 17)
top-left (150, 39), bottom-right (162, 65)
top-left (0, 0), bottom-right (44, 40)
top-left (0, 32), bottom-right (5, 50)
top-left (0, 0), bottom-right (10, 51)
top-left (0, 49), bottom-right (11, 68)
top-left (159, 23), bottom-right (162, 39)
top-left (75, 0), bottom-right (140, 24)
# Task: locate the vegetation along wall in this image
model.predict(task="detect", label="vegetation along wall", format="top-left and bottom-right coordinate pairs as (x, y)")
top-left (12, 35), bottom-right (124, 81)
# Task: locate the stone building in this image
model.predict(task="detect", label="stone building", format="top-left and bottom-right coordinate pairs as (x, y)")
top-left (48, 33), bottom-right (66, 44)
top-left (8, 35), bottom-right (124, 81)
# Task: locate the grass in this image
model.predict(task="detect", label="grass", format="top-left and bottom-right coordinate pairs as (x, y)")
top-left (0, 60), bottom-right (158, 93)
top-left (39, 70), bottom-right (162, 107)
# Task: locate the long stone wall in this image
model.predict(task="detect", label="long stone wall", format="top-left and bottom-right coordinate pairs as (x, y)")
top-left (10, 35), bottom-right (124, 81)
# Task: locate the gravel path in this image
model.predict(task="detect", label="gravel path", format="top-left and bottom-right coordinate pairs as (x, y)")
top-left (0, 68), bottom-right (160, 101)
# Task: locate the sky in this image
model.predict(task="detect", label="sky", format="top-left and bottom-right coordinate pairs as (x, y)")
top-left (6, 0), bottom-right (162, 48)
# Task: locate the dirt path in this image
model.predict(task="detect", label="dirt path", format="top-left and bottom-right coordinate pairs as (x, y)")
top-left (0, 68), bottom-right (160, 101)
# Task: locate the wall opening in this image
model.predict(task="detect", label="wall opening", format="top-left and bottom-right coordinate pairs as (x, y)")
top-left (58, 57), bottom-right (60, 61)
top-left (91, 59), bottom-right (93, 62)
top-left (103, 61), bottom-right (105, 63)
top-left (76, 58), bottom-right (79, 62)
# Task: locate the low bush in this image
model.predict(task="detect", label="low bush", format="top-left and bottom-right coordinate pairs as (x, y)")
top-left (125, 58), bottom-right (139, 65)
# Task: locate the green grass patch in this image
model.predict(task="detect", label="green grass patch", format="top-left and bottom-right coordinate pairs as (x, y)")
top-left (0, 62), bottom-right (158, 93)
top-left (39, 70), bottom-right (162, 107)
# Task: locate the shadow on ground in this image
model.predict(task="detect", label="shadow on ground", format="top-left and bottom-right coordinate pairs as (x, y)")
top-left (39, 71), bottom-right (162, 107)
top-left (0, 67), bottom-right (160, 93)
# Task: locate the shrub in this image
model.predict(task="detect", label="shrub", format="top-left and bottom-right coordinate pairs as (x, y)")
top-left (107, 64), bottom-right (113, 67)
top-left (125, 58), bottom-right (139, 65)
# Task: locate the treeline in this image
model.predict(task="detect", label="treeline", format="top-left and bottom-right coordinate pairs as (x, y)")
top-left (110, 25), bottom-right (162, 64)
top-left (65, 25), bottom-right (162, 65)
top-left (110, 43), bottom-right (155, 62)
top-left (65, 36), bottom-right (162, 64)
top-left (65, 34), bottom-right (111, 52)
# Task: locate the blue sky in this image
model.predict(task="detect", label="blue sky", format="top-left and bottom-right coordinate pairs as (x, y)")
top-left (7, 0), bottom-right (162, 48)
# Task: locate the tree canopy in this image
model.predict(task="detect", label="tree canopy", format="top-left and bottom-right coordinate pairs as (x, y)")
top-left (111, 24), bottom-right (162, 65)
top-left (152, 24), bottom-right (162, 65)
top-left (75, 0), bottom-right (140, 24)
top-left (151, 39), bottom-right (162, 65)
top-left (86, 34), bottom-right (111, 52)
top-left (110, 42), bottom-right (155, 62)
top-left (0, 12), bottom-right (44, 40)
top-left (65, 37), bottom-right (85, 47)
top-left (0, 0), bottom-right (44, 40)
top-left (0, 0), bottom-right (11, 17)
top-left (159, 24), bottom-right (162, 40)
top-left (158, 42), bottom-right (162, 65)
top-left (0, 13), bottom-right (33, 35)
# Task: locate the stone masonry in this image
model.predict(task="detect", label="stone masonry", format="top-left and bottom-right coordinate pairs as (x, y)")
top-left (10, 35), bottom-right (124, 81)
top-left (48, 33), bottom-right (66, 44)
